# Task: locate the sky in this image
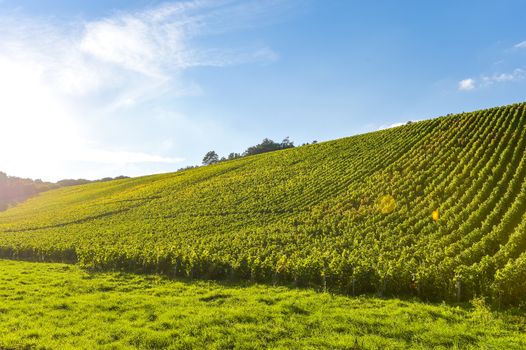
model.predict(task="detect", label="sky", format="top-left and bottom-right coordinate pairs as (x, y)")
top-left (0, 0), bottom-right (525, 182)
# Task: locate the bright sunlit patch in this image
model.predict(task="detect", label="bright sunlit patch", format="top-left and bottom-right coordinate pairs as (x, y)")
top-left (0, 3), bottom-right (279, 181)
top-left (0, 57), bottom-right (84, 178)
top-left (0, 56), bottom-right (182, 181)
top-left (377, 194), bottom-right (396, 214)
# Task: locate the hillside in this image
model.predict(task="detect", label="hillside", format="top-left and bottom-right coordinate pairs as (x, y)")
top-left (0, 172), bottom-right (58, 211)
top-left (0, 173), bottom-right (130, 212)
top-left (0, 103), bottom-right (525, 305)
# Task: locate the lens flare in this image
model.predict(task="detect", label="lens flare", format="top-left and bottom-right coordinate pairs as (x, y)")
top-left (377, 194), bottom-right (396, 214)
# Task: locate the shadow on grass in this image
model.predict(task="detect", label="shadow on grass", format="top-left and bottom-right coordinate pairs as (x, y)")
top-left (2, 256), bottom-right (525, 318)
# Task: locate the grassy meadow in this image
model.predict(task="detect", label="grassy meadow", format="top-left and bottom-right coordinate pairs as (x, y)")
top-left (0, 259), bottom-right (524, 350)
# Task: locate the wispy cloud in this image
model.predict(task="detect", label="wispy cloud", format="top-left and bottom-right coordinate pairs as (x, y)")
top-left (484, 69), bottom-right (526, 83)
top-left (79, 0), bottom-right (284, 77)
top-left (458, 78), bottom-right (475, 91)
top-left (458, 69), bottom-right (525, 91)
top-left (0, 0), bottom-right (285, 180)
top-left (457, 40), bottom-right (526, 92)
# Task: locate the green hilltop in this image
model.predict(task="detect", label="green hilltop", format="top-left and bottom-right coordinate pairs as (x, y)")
top-left (1, 103), bottom-right (525, 305)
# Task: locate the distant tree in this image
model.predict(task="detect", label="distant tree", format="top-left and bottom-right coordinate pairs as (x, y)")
top-left (280, 136), bottom-right (294, 149)
top-left (228, 152), bottom-right (241, 160)
top-left (0, 171), bottom-right (131, 212)
top-left (177, 165), bottom-right (198, 172)
top-left (243, 138), bottom-right (295, 156)
top-left (0, 172), bottom-right (59, 212)
top-left (57, 176), bottom-right (129, 187)
top-left (202, 151), bottom-right (219, 165)
top-left (243, 139), bottom-right (273, 156)
top-left (302, 140), bottom-right (318, 146)
top-left (201, 137), bottom-right (297, 163)
top-left (57, 179), bottom-right (92, 187)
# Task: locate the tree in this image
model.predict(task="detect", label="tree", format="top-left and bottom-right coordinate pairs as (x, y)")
top-left (242, 137), bottom-right (297, 157)
top-left (281, 136), bottom-right (294, 149)
top-left (0, 171), bottom-right (59, 212)
top-left (228, 152), bottom-right (241, 160)
top-left (202, 151), bottom-right (219, 165)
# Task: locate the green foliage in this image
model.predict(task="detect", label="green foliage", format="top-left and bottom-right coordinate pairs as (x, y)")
top-left (204, 137), bottom-right (296, 167)
top-left (202, 150), bottom-right (219, 165)
top-left (0, 259), bottom-right (524, 349)
top-left (0, 172), bottom-right (58, 211)
top-left (1, 103), bottom-right (526, 304)
top-left (57, 176), bottom-right (130, 187)
top-left (242, 137), bottom-right (295, 156)
top-left (0, 173), bottom-right (130, 212)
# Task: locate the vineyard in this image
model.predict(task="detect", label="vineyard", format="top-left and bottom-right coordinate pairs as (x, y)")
top-left (0, 103), bottom-right (525, 305)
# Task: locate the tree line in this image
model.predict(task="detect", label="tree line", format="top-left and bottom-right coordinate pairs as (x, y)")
top-left (202, 137), bottom-right (317, 165)
top-left (0, 172), bottom-right (129, 212)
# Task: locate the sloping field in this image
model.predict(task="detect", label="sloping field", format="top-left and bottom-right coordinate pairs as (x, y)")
top-left (0, 103), bottom-right (525, 304)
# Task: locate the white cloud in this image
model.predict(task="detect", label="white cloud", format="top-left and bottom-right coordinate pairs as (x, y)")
top-left (458, 69), bottom-right (525, 91)
top-left (0, 1), bottom-right (283, 181)
top-left (458, 78), bottom-right (475, 91)
top-left (378, 122), bottom-right (404, 130)
top-left (377, 121), bottom-right (419, 131)
top-left (514, 41), bottom-right (526, 49)
top-left (78, 0), bottom-right (283, 75)
top-left (80, 17), bottom-right (164, 77)
top-left (487, 69), bottom-right (525, 82)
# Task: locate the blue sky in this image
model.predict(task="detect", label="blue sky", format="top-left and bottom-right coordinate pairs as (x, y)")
top-left (0, 0), bottom-right (525, 181)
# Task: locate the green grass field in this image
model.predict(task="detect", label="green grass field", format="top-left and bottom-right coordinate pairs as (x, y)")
top-left (0, 259), bottom-right (524, 350)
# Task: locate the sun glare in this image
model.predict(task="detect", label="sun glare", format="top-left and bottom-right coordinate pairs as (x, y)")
top-left (0, 57), bottom-right (83, 180)
top-left (377, 194), bottom-right (396, 214)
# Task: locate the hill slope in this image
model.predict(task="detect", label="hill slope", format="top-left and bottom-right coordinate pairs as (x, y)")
top-left (1, 103), bottom-right (525, 304)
